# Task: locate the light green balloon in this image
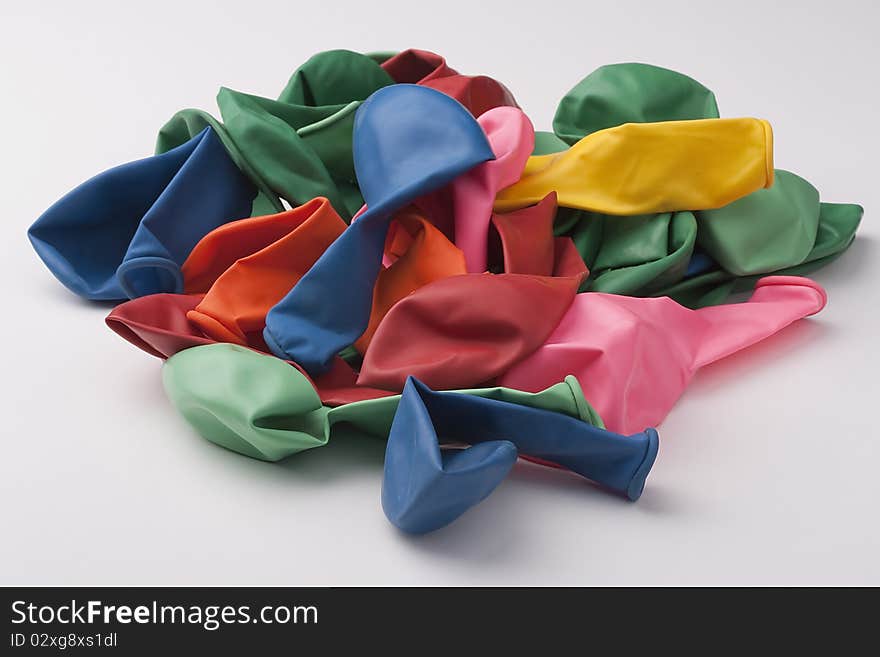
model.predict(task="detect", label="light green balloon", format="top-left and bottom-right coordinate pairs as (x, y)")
top-left (163, 344), bottom-right (604, 462)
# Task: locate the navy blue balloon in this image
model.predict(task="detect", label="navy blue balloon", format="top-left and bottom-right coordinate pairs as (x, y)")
top-left (685, 249), bottom-right (716, 278)
top-left (28, 127), bottom-right (255, 300)
top-left (263, 85), bottom-right (495, 373)
top-left (382, 377), bottom-right (660, 534)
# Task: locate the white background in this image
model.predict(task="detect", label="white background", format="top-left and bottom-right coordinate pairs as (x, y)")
top-left (1, 0), bottom-right (877, 585)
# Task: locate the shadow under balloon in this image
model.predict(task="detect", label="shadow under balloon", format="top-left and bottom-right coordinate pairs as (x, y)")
top-left (809, 233), bottom-right (876, 286)
top-left (682, 239), bottom-right (880, 394)
top-left (271, 426), bottom-right (388, 483)
top-left (182, 419), bottom-right (675, 560)
top-left (689, 317), bottom-right (829, 396)
top-left (154, 413), bottom-right (385, 485)
top-left (36, 278), bottom-right (120, 311)
top-left (391, 460), bottom-right (687, 561)
top-left (686, 238), bottom-right (875, 392)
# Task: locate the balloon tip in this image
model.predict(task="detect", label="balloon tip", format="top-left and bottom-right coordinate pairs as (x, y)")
top-left (626, 427), bottom-right (659, 502)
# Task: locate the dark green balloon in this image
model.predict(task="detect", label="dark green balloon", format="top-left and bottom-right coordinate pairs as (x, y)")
top-left (655, 202), bottom-right (864, 307)
top-left (556, 208), bottom-right (696, 295)
top-left (552, 62), bottom-right (719, 145)
top-left (696, 170), bottom-right (820, 276)
top-left (532, 130), bottom-right (569, 155)
top-left (155, 49), bottom-right (394, 220)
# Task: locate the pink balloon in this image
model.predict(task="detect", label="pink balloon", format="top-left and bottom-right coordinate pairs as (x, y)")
top-left (499, 276), bottom-right (827, 434)
top-left (450, 106), bottom-right (534, 273)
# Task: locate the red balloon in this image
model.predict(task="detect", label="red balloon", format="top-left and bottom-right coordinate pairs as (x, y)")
top-left (490, 193), bottom-right (558, 275)
top-left (106, 293), bottom-right (211, 359)
top-left (105, 293), bottom-right (396, 405)
top-left (358, 271), bottom-right (585, 391)
top-left (380, 49), bottom-right (518, 117)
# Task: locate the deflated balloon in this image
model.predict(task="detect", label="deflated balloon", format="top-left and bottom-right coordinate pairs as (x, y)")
top-left (489, 193), bottom-right (558, 275)
top-left (278, 49), bottom-right (394, 106)
top-left (382, 377), bottom-right (659, 533)
top-left (182, 198), bottom-right (346, 347)
top-left (554, 207), bottom-right (697, 295)
top-left (263, 85), bottom-right (495, 374)
top-left (656, 202), bottom-right (863, 307)
top-left (358, 271), bottom-right (585, 391)
top-left (488, 193), bottom-right (589, 280)
top-left (181, 197), bottom-right (344, 294)
top-left (696, 169), bottom-right (820, 276)
top-left (106, 292), bottom-right (211, 359)
top-left (494, 117), bottom-right (774, 215)
top-left (501, 276), bottom-right (827, 434)
top-left (380, 48), bottom-right (519, 117)
top-left (553, 62), bottom-right (720, 143)
top-left (549, 169), bottom-right (859, 306)
top-left (163, 344), bottom-right (330, 461)
top-left (382, 378), bottom-right (516, 534)
top-left (29, 127), bottom-right (256, 300)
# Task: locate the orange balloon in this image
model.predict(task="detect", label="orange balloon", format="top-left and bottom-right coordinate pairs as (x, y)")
top-left (355, 208), bottom-right (467, 354)
top-left (182, 197), bottom-right (346, 347)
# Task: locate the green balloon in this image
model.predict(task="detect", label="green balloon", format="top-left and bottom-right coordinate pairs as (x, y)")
top-left (155, 49), bottom-right (394, 220)
top-left (556, 209), bottom-right (696, 295)
top-left (552, 62), bottom-right (719, 144)
top-left (697, 170), bottom-right (820, 276)
top-left (655, 202), bottom-right (864, 307)
top-left (532, 130), bottom-right (569, 155)
top-left (162, 344), bottom-right (604, 462)
top-left (162, 344), bottom-right (330, 462)
top-left (278, 49), bottom-right (393, 106)
top-left (329, 374), bottom-right (604, 439)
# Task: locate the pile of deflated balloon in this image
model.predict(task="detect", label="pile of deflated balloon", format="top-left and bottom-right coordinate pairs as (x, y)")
top-left (28, 49), bottom-right (862, 534)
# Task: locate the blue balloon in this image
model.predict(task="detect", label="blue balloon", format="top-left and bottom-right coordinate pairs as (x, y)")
top-left (382, 377), bottom-right (660, 534)
top-left (28, 127), bottom-right (255, 300)
top-left (263, 85), bottom-right (495, 373)
top-left (685, 249), bottom-right (716, 278)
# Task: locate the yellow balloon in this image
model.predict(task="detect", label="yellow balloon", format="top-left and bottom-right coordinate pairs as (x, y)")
top-left (494, 118), bottom-right (774, 215)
